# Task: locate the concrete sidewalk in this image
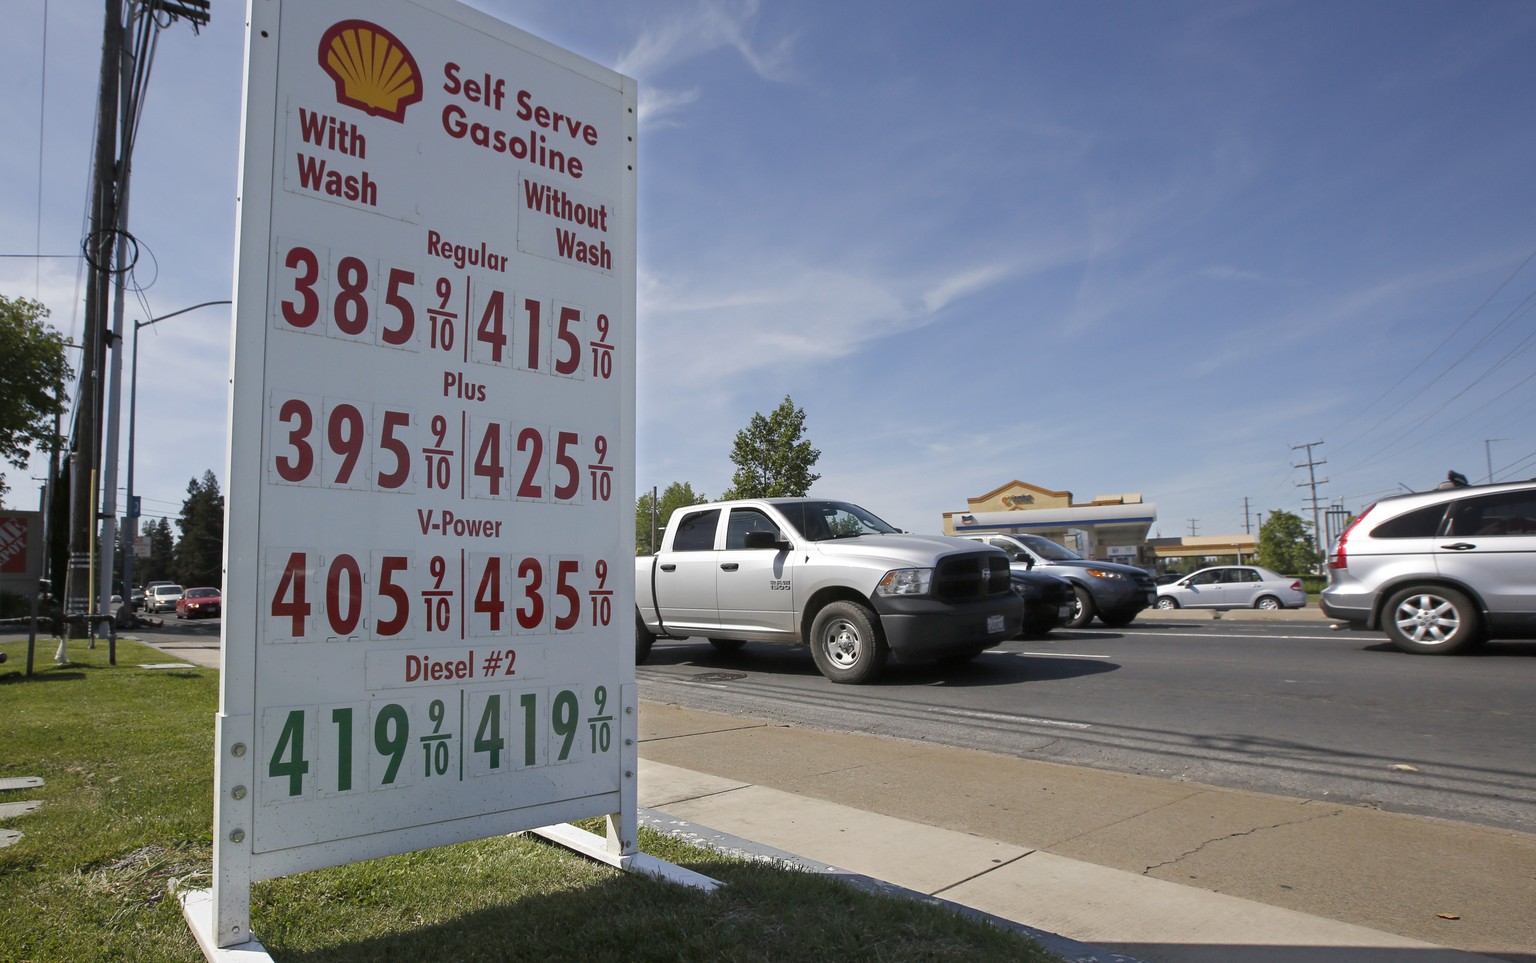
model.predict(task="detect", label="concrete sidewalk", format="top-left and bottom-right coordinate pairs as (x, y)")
top-left (115, 629), bottom-right (1533, 963)
top-left (637, 703), bottom-right (1533, 963)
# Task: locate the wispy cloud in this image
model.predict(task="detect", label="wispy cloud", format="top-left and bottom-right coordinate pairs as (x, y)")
top-left (616, 0), bottom-right (794, 82)
top-left (616, 0), bottom-right (794, 128)
top-left (635, 85), bottom-right (701, 129)
top-left (920, 263), bottom-right (1018, 314)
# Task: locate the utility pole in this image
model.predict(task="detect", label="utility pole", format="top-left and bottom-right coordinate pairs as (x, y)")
top-left (1242, 496), bottom-right (1253, 534)
top-left (62, 0), bottom-right (124, 654)
top-left (61, 0), bottom-right (212, 660)
top-left (1291, 440), bottom-right (1327, 570)
top-left (1187, 518), bottom-right (1199, 537)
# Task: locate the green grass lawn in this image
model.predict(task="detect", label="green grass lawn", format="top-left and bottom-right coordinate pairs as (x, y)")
top-left (0, 639), bottom-right (1063, 962)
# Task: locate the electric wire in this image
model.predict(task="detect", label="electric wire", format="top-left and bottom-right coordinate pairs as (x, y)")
top-left (1337, 296), bottom-right (1536, 477)
top-left (1329, 247), bottom-right (1536, 451)
top-left (33, 0), bottom-right (50, 298)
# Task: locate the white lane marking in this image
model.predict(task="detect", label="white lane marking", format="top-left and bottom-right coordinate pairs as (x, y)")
top-left (1018, 651), bottom-right (1111, 659)
top-left (1077, 630), bottom-right (1347, 641)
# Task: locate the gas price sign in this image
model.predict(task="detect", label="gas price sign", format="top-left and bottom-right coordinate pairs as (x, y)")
top-left (205, 0), bottom-right (636, 946)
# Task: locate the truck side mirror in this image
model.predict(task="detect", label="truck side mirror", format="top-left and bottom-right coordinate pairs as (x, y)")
top-left (743, 530), bottom-right (786, 551)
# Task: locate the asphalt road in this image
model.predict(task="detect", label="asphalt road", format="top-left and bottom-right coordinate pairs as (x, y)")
top-left (30, 611), bottom-right (1535, 835)
top-left (635, 617), bottom-right (1536, 836)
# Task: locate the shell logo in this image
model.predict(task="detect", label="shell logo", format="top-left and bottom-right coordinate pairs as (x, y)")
top-left (317, 19), bottom-right (422, 123)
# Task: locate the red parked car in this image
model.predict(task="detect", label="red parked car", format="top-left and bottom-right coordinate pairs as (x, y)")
top-left (176, 587), bottom-right (222, 620)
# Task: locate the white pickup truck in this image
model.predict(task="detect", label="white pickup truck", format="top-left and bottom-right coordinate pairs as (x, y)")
top-left (634, 498), bottom-right (1023, 683)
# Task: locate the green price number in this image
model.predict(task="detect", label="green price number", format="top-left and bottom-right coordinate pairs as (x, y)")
top-left (474, 693), bottom-right (505, 771)
top-left (268, 709), bottom-right (311, 797)
top-left (374, 703), bottom-right (409, 785)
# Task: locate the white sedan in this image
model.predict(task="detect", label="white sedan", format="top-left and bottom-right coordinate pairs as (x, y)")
top-left (1154, 566), bottom-right (1307, 611)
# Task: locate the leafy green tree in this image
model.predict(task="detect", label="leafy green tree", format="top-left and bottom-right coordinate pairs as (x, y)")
top-left (0, 295), bottom-right (72, 504)
top-left (1257, 509), bottom-right (1319, 574)
top-left (173, 471), bottom-right (224, 587)
top-left (722, 395), bottom-right (821, 499)
top-left (637, 481), bottom-right (707, 554)
top-left (141, 517), bottom-right (176, 585)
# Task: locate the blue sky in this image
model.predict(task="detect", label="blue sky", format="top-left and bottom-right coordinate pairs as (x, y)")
top-left (5, 0), bottom-right (1536, 542)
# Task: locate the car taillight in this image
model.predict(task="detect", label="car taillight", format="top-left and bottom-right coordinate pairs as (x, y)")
top-left (1289, 581), bottom-right (1303, 592)
top-left (1328, 505), bottom-right (1374, 570)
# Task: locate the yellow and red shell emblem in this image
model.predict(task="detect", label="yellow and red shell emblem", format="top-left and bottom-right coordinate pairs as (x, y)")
top-left (318, 20), bottom-right (422, 123)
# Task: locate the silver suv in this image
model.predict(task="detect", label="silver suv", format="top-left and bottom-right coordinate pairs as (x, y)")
top-left (1321, 478), bottom-right (1536, 654)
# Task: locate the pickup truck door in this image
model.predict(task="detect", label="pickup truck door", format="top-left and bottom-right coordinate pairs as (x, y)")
top-left (650, 508), bottom-right (722, 634)
top-left (714, 507), bottom-right (797, 639)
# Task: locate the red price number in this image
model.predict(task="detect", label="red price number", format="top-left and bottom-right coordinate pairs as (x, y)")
top-left (276, 242), bottom-right (418, 349)
top-left (587, 434), bottom-right (612, 502)
top-left (589, 312), bottom-right (614, 380)
top-left (469, 295), bottom-right (587, 378)
top-left (269, 395), bottom-right (414, 493)
top-left (421, 554), bottom-right (456, 635)
top-left (266, 550), bottom-right (414, 643)
top-left (503, 556), bottom-right (585, 635)
top-left (589, 559), bottom-right (613, 628)
top-left (510, 425), bottom-right (586, 504)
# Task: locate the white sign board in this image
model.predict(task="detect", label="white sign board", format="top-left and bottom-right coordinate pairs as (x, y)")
top-left (206, 0), bottom-right (636, 948)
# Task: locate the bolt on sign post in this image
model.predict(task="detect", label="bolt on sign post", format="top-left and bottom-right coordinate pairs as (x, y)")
top-left (185, 0), bottom-right (641, 951)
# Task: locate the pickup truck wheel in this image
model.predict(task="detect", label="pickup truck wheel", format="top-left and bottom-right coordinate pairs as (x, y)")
top-left (635, 611), bottom-right (655, 664)
top-left (1066, 585), bottom-right (1096, 628)
top-left (708, 638), bottom-right (747, 653)
top-left (1383, 586), bottom-right (1483, 655)
top-left (809, 601), bottom-right (888, 684)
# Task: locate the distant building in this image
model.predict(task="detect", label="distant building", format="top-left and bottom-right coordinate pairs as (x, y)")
top-left (942, 480), bottom-right (1256, 569)
top-left (1145, 534), bottom-right (1260, 568)
top-left (942, 480), bottom-right (1158, 565)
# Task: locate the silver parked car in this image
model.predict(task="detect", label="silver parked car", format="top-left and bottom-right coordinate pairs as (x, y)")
top-left (1155, 565), bottom-right (1306, 611)
top-left (1321, 476), bottom-right (1536, 655)
top-left (146, 583), bottom-right (184, 613)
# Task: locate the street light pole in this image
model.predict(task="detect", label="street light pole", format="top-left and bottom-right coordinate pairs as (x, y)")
top-left (121, 300), bottom-right (231, 608)
top-left (1484, 438), bottom-right (1509, 485)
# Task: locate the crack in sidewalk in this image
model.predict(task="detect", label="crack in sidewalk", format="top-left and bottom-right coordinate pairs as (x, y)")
top-left (1141, 808), bottom-right (1343, 875)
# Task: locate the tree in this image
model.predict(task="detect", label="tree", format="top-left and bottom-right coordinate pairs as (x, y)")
top-left (174, 471), bottom-right (225, 587)
top-left (636, 481), bottom-right (707, 554)
top-left (0, 295), bottom-right (72, 504)
top-left (1257, 509), bottom-right (1319, 574)
top-left (141, 517), bottom-right (176, 585)
top-left (722, 395), bottom-right (821, 500)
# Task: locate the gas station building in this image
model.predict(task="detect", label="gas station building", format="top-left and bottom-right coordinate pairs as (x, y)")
top-left (941, 480), bottom-right (1257, 571)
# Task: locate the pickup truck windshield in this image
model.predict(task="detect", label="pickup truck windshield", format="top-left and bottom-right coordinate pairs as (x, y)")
top-left (776, 501), bottom-right (899, 541)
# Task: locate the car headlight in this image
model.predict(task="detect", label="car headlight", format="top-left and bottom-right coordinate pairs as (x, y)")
top-left (1083, 569), bottom-right (1125, 580)
top-left (875, 568), bottom-right (932, 597)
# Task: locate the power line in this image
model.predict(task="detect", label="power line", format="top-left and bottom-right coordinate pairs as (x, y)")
top-left (33, 0), bottom-right (49, 297)
top-left (1332, 247), bottom-right (1536, 449)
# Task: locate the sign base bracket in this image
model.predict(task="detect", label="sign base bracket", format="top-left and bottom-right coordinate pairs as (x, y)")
top-left (529, 821), bottom-right (721, 891)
